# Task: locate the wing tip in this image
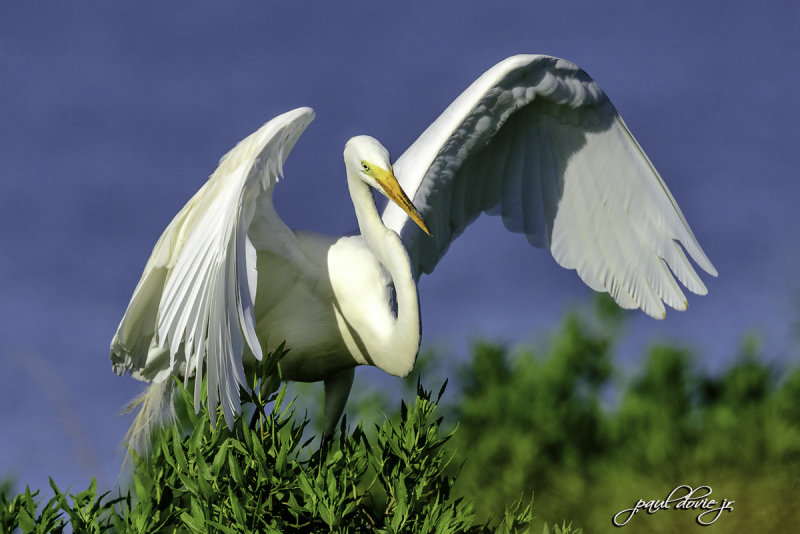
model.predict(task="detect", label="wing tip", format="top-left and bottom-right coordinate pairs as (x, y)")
top-left (689, 246), bottom-right (718, 279)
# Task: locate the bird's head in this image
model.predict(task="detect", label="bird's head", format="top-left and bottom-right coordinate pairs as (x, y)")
top-left (344, 135), bottom-right (430, 236)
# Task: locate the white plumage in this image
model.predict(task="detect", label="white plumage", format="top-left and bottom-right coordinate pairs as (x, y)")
top-left (111, 55), bottom-right (716, 449)
top-left (383, 56), bottom-right (714, 315)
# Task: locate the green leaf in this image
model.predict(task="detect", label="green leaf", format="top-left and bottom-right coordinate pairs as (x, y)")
top-left (212, 440), bottom-right (229, 476)
top-left (172, 425), bottom-right (188, 471)
top-left (180, 510), bottom-right (206, 534)
top-left (18, 507), bottom-right (35, 531)
top-left (228, 486), bottom-right (246, 525)
top-left (228, 452), bottom-right (245, 488)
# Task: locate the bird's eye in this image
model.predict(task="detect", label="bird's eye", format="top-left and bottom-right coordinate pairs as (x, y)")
top-left (361, 162), bottom-right (370, 172)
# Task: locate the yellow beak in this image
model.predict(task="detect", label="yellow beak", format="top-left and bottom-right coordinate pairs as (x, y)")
top-left (375, 167), bottom-right (431, 236)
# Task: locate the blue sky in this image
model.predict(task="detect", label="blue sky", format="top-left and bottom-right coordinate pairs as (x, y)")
top-left (1, 1), bottom-right (799, 493)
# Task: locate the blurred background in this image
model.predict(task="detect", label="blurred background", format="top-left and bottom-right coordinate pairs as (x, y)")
top-left (0, 1), bottom-right (798, 531)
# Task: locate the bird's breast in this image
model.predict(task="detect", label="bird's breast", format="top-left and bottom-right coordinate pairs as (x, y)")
top-left (249, 233), bottom-right (392, 382)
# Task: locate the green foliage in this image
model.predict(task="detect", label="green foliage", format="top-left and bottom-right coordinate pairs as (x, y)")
top-left (7, 295), bottom-right (798, 532)
top-left (452, 304), bottom-right (616, 515)
top-left (446, 296), bottom-right (800, 532)
top-left (0, 349), bottom-right (546, 533)
top-left (0, 478), bottom-right (122, 534)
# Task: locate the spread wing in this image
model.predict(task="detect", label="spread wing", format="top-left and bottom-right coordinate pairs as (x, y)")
top-left (111, 107), bottom-right (315, 427)
top-left (382, 55), bottom-right (716, 318)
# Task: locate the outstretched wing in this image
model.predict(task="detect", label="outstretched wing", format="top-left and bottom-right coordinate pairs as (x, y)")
top-left (382, 55), bottom-right (716, 318)
top-left (111, 107), bottom-right (315, 427)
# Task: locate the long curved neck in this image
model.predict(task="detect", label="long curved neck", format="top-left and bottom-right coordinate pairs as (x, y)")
top-left (346, 169), bottom-right (421, 377)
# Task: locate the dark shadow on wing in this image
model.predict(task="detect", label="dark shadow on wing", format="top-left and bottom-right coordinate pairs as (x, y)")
top-left (403, 93), bottom-right (617, 278)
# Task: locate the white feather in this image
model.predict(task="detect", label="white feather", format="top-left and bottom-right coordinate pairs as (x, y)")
top-left (112, 55), bottom-right (717, 454)
top-left (382, 54), bottom-right (717, 318)
top-left (111, 107), bottom-right (315, 430)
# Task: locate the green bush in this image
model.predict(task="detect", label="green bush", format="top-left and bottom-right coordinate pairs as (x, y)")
top-left (6, 296), bottom-right (798, 532)
top-left (445, 297), bottom-right (800, 532)
top-left (0, 350), bottom-right (558, 533)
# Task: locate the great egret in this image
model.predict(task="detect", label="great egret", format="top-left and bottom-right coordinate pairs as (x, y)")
top-left (111, 55), bottom-right (716, 449)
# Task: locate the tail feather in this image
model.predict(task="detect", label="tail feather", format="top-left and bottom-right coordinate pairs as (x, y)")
top-left (121, 378), bottom-right (178, 459)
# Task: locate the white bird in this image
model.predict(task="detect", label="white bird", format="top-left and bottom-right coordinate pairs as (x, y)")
top-left (111, 55), bottom-right (717, 449)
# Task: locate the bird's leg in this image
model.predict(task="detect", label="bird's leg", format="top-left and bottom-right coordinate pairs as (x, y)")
top-left (321, 367), bottom-right (355, 442)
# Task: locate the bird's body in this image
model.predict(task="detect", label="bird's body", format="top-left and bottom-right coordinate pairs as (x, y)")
top-left (111, 55), bottom-right (716, 449)
top-left (252, 230), bottom-right (357, 382)
top-left (250, 228), bottom-right (415, 382)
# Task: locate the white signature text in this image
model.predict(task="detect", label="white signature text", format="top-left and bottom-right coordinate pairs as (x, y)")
top-left (613, 485), bottom-right (734, 527)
